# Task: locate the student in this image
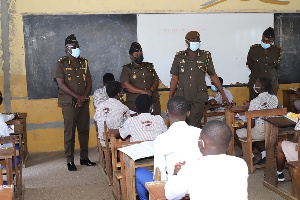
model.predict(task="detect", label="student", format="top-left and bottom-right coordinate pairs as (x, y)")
top-left (0, 91), bottom-right (15, 139)
top-left (119, 94), bottom-right (167, 142)
top-left (135, 96), bottom-right (201, 200)
top-left (276, 121), bottom-right (299, 182)
top-left (93, 81), bottom-right (130, 144)
top-left (165, 120), bottom-right (248, 200)
top-left (93, 73), bottom-right (115, 109)
top-left (236, 77), bottom-right (278, 165)
top-left (208, 76), bottom-right (233, 106)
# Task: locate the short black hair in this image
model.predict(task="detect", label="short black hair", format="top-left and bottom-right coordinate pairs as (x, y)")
top-left (167, 96), bottom-right (190, 116)
top-left (258, 77), bottom-right (272, 93)
top-left (106, 81), bottom-right (121, 98)
top-left (103, 73), bottom-right (115, 85)
top-left (218, 77), bottom-right (223, 85)
top-left (135, 94), bottom-right (152, 113)
top-left (201, 120), bottom-right (232, 146)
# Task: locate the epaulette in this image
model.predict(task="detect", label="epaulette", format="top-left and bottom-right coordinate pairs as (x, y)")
top-left (176, 50), bottom-right (187, 56)
top-left (58, 56), bottom-right (67, 62)
top-left (251, 44), bottom-right (260, 48)
top-left (79, 57), bottom-right (88, 62)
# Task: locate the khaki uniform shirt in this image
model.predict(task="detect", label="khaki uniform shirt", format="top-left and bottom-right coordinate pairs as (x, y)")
top-left (247, 44), bottom-right (281, 94)
top-left (120, 62), bottom-right (159, 102)
top-left (54, 56), bottom-right (92, 104)
top-left (170, 49), bottom-right (216, 102)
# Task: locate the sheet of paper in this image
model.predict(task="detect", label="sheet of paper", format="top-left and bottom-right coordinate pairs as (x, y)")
top-left (119, 140), bottom-right (154, 161)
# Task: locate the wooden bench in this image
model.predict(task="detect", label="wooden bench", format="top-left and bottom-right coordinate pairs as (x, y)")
top-left (0, 185), bottom-right (14, 200)
top-left (286, 131), bottom-right (300, 199)
top-left (239, 108), bottom-right (287, 173)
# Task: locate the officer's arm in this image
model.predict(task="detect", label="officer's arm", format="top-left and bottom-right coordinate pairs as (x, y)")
top-left (150, 78), bottom-right (159, 93)
top-left (210, 74), bottom-right (229, 105)
top-left (56, 78), bottom-right (80, 99)
top-left (83, 78), bottom-right (92, 97)
top-left (169, 75), bottom-right (178, 99)
top-left (122, 81), bottom-right (151, 95)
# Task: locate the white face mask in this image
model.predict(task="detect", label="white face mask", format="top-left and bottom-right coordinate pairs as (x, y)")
top-left (253, 84), bottom-right (260, 94)
top-left (189, 42), bottom-right (200, 51)
top-left (71, 48), bottom-right (80, 58)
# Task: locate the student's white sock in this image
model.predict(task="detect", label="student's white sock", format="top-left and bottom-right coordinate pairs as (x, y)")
top-left (261, 151), bottom-right (266, 159)
top-left (277, 171), bottom-right (283, 175)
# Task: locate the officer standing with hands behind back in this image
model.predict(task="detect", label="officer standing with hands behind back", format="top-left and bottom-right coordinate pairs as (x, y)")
top-left (121, 42), bottom-right (161, 115)
top-left (54, 34), bottom-right (95, 171)
top-left (169, 31), bottom-right (229, 128)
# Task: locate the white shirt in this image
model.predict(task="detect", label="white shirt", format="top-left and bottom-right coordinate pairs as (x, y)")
top-left (93, 86), bottom-right (109, 108)
top-left (249, 92), bottom-right (278, 124)
top-left (165, 154), bottom-right (248, 200)
top-left (0, 113), bottom-right (14, 137)
top-left (94, 98), bottom-right (130, 140)
top-left (213, 87), bottom-right (234, 104)
top-left (119, 113), bottom-right (167, 142)
top-left (154, 121), bottom-right (202, 181)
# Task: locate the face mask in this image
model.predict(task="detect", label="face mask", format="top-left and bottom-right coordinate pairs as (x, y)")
top-left (211, 85), bottom-right (218, 92)
top-left (261, 42), bottom-right (270, 49)
top-left (134, 55), bottom-right (144, 64)
top-left (189, 42), bottom-right (200, 51)
top-left (253, 84), bottom-right (260, 94)
top-left (71, 48), bottom-right (80, 58)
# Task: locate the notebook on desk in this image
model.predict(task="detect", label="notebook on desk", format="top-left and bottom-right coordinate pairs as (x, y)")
top-left (119, 140), bottom-right (154, 161)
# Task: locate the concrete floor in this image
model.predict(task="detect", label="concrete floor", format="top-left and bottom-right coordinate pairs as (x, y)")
top-left (23, 147), bottom-right (292, 200)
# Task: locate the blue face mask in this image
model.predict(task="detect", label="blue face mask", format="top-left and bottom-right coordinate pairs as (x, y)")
top-left (189, 42), bottom-right (200, 51)
top-left (71, 48), bottom-right (80, 58)
top-left (261, 42), bottom-right (270, 49)
top-left (211, 85), bottom-right (218, 92)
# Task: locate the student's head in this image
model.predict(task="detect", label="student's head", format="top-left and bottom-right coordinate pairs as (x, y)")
top-left (135, 94), bottom-right (152, 114)
top-left (253, 77), bottom-right (272, 94)
top-left (65, 34), bottom-right (80, 58)
top-left (198, 120), bottom-right (232, 156)
top-left (211, 77), bottom-right (223, 92)
top-left (103, 73), bottom-right (115, 86)
top-left (167, 96), bottom-right (190, 123)
top-left (129, 42), bottom-right (143, 65)
top-left (106, 81), bottom-right (122, 98)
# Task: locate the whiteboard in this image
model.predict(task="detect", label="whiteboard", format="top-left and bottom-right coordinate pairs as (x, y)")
top-left (137, 13), bottom-right (274, 87)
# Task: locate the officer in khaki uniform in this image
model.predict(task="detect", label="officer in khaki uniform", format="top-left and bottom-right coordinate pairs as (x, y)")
top-left (247, 27), bottom-right (281, 101)
top-left (169, 31), bottom-right (229, 128)
top-left (121, 42), bottom-right (161, 115)
top-left (54, 34), bottom-right (95, 171)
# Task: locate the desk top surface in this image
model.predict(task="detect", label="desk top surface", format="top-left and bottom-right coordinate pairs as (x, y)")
top-left (264, 116), bottom-right (296, 128)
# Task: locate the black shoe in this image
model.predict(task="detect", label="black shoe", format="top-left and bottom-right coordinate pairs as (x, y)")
top-left (278, 172), bottom-right (285, 182)
top-left (253, 157), bottom-right (259, 165)
top-left (255, 157), bottom-right (266, 165)
top-left (67, 162), bottom-right (77, 171)
top-left (80, 158), bottom-right (96, 166)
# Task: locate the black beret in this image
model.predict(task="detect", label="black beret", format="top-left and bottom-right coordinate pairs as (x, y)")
top-left (65, 34), bottom-right (78, 45)
top-left (263, 27), bottom-right (275, 39)
top-left (129, 42), bottom-right (142, 54)
top-left (185, 31), bottom-right (200, 40)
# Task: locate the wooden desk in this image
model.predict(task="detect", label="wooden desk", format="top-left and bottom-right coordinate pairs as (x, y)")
top-left (0, 185), bottom-right (14, 200)
top-left (263, 116), bottom-right (297, 200)
top-left (225, 105), bottom-right (249, 155)
top-left (283, 90), bottom-right (300, 113)
top-left (123, 154), bottom-right (154, 200)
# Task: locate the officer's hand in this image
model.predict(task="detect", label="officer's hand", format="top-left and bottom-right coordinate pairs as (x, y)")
top-left (141, 89), bottom-right (152, 96)
top-left (242, 100), bottom-right (250, 106)
top-left (209, 99), bottom-right (217, 105)
top-left (221, 96), bottom-right (230, 106)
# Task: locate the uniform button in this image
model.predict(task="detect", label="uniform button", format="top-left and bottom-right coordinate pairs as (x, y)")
top-left (77, 76), bottom-right (79, 77)
top-left (201, 89), bottom-right (204, 91)
top-left (143, 73), bottom-right (144, 76)
top-left (265, 64), bottom-right (267, 66)
top-left (265, 70), bottom-right (267, 72)
top-left (78, 83), bottom-right (80, 84)
top-left (191, 61), bottom-right (193, 63)
top-left (190, 84), bottom-right (192, 87)
top-left (191, 68), bottom-right (192, 70)
top-left (76, 69), bottom-right (77, 70)
top-left (144, 80), bottom-right (145, 82)
top-left (190, 76), bottom-right (192, 78)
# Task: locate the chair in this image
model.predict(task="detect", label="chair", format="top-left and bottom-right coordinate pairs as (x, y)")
top-left (203, 104), bottom-right (227, 125)
top-left (286, 131), bottom-right (300, 199)
top-left (239, 108), bottom-right (287, 174)
top-left (103, 122), bottom-right (113, 186)
top-left (0, 135), bottom-right (22, 199)
top-left (0, 148), bottom-right (14, 186)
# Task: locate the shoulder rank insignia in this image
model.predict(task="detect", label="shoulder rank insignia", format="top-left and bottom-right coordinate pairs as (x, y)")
top-left (68, 77), bottom-right (71, 81)
top-left (179, 59), bottom-right (185, 64)
top-left (66, 68), bottom-right (72, 71)
top-left (133, 74), bottom-right (137, 79)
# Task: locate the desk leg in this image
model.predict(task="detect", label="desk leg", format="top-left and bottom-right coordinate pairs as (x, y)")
top-left (124, 154), bottom-right (136, 200)
top-left (226, 110), bottom-right (235, 156)
top-left (264, 122), bottom-right (278, 186)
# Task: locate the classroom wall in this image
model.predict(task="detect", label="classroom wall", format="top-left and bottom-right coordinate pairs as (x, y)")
top-left (0, 0), bottom-right (300, 153)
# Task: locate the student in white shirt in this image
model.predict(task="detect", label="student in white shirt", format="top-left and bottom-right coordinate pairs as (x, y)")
top-left (208, 76), bottom-right (233, 106)
top-left (93, 81), bottom-right (130, 144)
top-left (93, 73), bottom-right (115, 109)
top-left (135, 96), bottom-right (201, 200)
top-left (236, 77), bottom-right (278, 165)
top-left (119, 94), bottom-right (167, 142)
top-left (165, 120), bottom-right (248, 200)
